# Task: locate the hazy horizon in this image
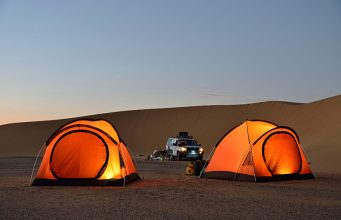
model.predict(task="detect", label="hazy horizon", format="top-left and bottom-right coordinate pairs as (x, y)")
top-left (1, 0), bottom-right (340, 125)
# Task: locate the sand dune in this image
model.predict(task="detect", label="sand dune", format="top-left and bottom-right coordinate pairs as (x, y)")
top-left (1, 95), bottom-right (341, 173)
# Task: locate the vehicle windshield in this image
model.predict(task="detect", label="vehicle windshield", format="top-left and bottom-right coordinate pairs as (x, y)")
top-left (178, 139), bottom-right (198, 146)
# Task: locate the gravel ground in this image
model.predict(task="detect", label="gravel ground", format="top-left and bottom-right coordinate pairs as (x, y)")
top-left (0, 157), bottom-right (340, 219)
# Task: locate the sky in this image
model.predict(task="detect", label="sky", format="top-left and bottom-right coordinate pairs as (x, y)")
top-left (0, 0), bottom-right (340, 125)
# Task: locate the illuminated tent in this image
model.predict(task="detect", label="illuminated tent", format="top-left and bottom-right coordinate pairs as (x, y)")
top-left (202, 120), bottom-right (314, 181)
top-left (31, 119), bottom-right (140, 186)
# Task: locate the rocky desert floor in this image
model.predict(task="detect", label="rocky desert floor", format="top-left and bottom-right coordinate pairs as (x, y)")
top-left (1, 157), bottom-right (341, 219)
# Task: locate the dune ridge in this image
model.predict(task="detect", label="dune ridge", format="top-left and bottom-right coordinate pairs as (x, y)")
top-left (1, 95), bottom-right (341, 173)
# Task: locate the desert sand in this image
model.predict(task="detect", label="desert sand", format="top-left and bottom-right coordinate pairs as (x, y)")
top-left (0, 158), bottom-right (340, 219)
top-left (1, 95), bottom-right (341, 219)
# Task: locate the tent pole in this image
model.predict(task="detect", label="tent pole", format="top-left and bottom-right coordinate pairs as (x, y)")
top-left (234, 121), bottom-right (257, 182)
top-left (120, 142), bottom-right (127, 187)
top-left (29, 142), bottom-right (46, 186)
top-left (125, 143), bottom-right (140, 176)
top-left (199, 146), bottom-right (215, 178)
top-left (245, 121), bottom-right (257, 182)
top-left (233, 122), bottom-right (248, 181)
top-left (294, 135), bottom-right (317, 179)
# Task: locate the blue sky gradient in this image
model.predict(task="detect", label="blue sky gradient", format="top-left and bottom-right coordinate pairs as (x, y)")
top-left (0, 0), bottom-right (340, 124)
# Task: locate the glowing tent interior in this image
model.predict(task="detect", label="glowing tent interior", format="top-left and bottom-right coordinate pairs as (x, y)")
top-left (31, 119), bottom-right (140, 186)
top-left (201, 120), bottom-right (314, 181)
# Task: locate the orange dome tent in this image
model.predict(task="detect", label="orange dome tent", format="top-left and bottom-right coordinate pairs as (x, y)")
top-left (31, 119), bottom-right (140, 186)
top-left (202, 120), bottom-right (314, 181)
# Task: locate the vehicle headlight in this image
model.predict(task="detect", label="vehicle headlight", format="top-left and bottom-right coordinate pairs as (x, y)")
top-left (199, 147), bottom-right (204, 154)
top-left (180, 147), bottom-right (187, 152)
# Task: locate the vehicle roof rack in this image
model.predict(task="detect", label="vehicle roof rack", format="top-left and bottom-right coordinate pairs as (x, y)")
top-left (176, 131), bottom-right (193, 139)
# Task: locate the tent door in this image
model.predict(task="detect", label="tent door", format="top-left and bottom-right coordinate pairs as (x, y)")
top-left (263, 132), bottom-right (301, 176)
top-left (50, 131), bottom-right (108, 179)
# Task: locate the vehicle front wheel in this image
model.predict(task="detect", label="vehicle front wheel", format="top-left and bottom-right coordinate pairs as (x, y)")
top-left (176, 152), bottom-right (181, 161)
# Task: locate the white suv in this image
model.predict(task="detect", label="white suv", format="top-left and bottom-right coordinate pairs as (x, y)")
top-left (166, 132), bottom-right (204, 161)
